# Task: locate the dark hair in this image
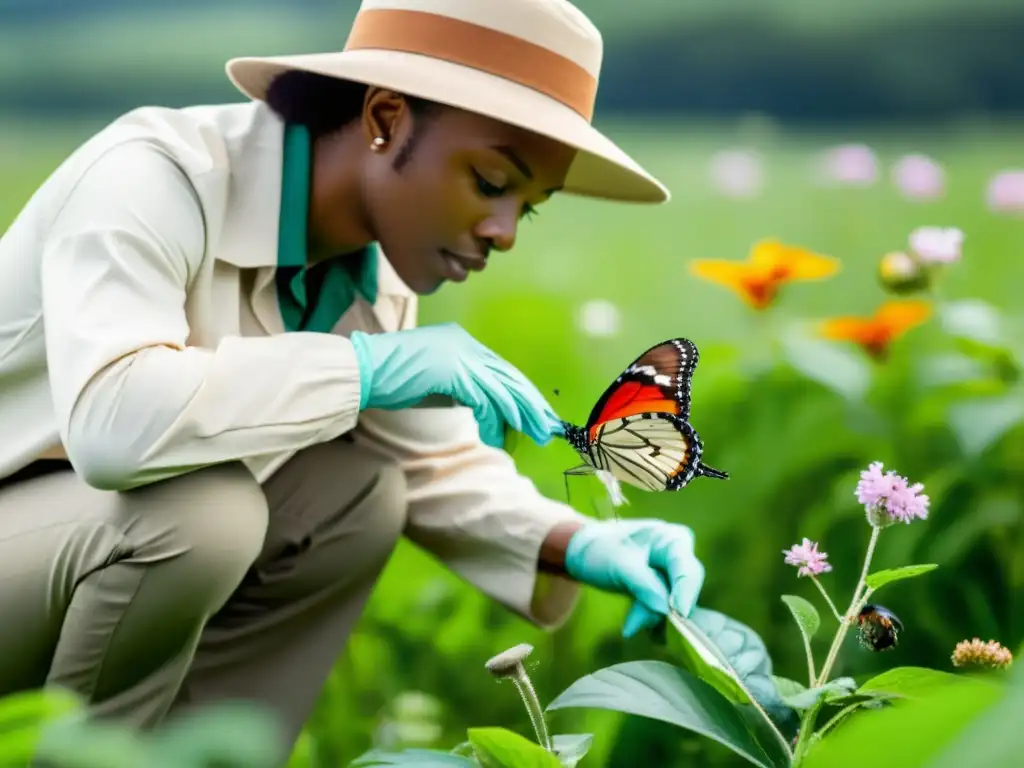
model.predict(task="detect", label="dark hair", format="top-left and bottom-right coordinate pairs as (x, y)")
top-left (264, 70), bottom-right (441, 170)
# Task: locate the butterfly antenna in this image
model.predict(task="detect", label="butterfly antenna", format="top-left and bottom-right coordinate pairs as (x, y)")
top-left (696, 462), bottom-right (729, 480)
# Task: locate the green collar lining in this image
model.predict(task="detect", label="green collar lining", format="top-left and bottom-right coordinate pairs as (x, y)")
top-left (276, 122), bottom-right (378, 333)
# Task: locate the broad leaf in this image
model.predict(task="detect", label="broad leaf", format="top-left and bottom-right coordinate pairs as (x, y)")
top-left (32, 719), bottom-right (155, 768)
top-left (546, 660), bottom-right (776, 767)
top-left (550, 734), bottom-right (593, 767)
top-left (803, 666), bottom-right (1005, 766)
top-left (0, 688), bottom-right (86, 767)
top-left (948, 393), bottom-right (1024, 458)
top-left (780, 328), bottom-right (872, 402)
top-left (856, 666), bottom-right (993, 700)
top-left (351, 747), bottom-right (479, 766)
top-left (771, 676), bottom-right (807, 700)
top-left (147, 702), bottom-right (286, 767)
top-left (667, 608), bottom-right (797, 761)
top-left (781, 678), bottom-right (856, 711)
top-left (466, 728), bottom-right (561, 768)
top-left (781, 595), bottom-right (821, 639)
top-left (864, 564), bottom-right (938, 591)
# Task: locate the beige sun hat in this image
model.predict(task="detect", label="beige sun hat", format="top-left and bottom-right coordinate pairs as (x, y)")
top-left (225, 0), bottom-right (669, 204)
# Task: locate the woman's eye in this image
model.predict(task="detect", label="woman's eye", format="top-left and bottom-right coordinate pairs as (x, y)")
top-left (473, 170), bottom-right (505, 198)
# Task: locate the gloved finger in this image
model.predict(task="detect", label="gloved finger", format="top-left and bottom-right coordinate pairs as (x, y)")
top-left (622, 600), bottom-right (664, 639)
top-left (616, 552), bottom-right (671, 618)
top-left (448, 369), bottom-right (507, 449)
top-left (470, 366), bottom-right (525, 437)
top-left (487, 362), bottom-right (561, 445)
top-left (649, 528), bottom-right (705, 618)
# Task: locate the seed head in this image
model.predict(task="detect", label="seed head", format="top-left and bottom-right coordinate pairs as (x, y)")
top-left (952, 638), bottom-right (1013, 671)
top-left (485, 644), bottom-right (534, 678)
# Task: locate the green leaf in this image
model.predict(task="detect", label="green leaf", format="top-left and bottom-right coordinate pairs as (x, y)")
top-left (466, 728), bottom-right (561, 768)
top-left (666, 608), bottom-right (797, 763)
top-left (545, 660), bottom-right (776, 767)
top-left (780, 678), bottom-right (856, 711)
top-left (864, 564), bottom-right (938, 591)
top-left (770, 676), bottom-right (807, 700)
top-left (948, 393), bottom-right (1024, 458)
top-left (351, 747), bottom-right (480, 766)
top-left (550, 734), bottom-right (593, 767)
top-left (32, 719), bottom-right (156, 768)
top-left (856, 666), bottom-right (994, 700)
top-left (781, 595), bottom-right (821, 639)
top-left (0, 688), bottom-right (85, 767)
top-left (147, 701), bottom-right (287, 767)
top-left (779, 327), bottom-right (872, 402)
top-left (803, 665), bottom-right (1005, 766)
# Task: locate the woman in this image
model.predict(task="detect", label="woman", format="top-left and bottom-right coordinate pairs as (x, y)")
top-left (0, 0), bottom-right (712, 754)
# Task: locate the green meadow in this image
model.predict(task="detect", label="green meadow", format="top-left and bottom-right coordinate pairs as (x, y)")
top-left (2, 117), bottom-right (1023, 766)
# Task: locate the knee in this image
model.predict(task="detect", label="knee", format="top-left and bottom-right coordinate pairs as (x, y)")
top-left (366, 458), bottom-right (408, 555)
top-left (124, 462), bottom-right (269, 598)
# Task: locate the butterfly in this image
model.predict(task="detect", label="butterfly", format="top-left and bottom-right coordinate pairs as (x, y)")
top-left (559, 338), bottom-right (728, 493)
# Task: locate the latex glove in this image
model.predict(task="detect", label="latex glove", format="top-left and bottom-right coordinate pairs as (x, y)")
top-left (349, 323), bottom-right (561, 449)
top-left (564, 519), bottom-right (705, 639)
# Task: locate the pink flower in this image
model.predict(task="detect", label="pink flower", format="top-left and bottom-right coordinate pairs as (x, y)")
top-left (986, 170), bottom-right (1024, 214)
top-left (709, 148), bottom-right (764, 199)
top-left (819, 143), bottom-right (879, 187)
top-left (908, 226), bottom-right (963, 264)
top-left (856, 461), bottom-right (930, 525)
top-left (783, 538), bottom-right (832, 577)
top-left (892, 154), bottom-right (945, 201)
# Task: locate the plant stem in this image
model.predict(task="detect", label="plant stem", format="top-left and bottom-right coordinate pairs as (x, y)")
top-left (512, 667), bottom-right (552, 751)
top-left (815, 526), bottom-right (881, 687)
top-left (809, 576), bottom-right (843, 623)
top-left (800, 629), bottom-right (816, 687)
top-left (791, 698), bottom-right (824, 767)
top-left (814, 702), bottom-right (863, 741)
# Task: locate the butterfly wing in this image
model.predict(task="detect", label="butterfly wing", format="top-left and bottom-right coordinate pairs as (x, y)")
top-left (584, 339), bottom-right (700, 438)
top-left (587, 412), bottom-right (717, 492)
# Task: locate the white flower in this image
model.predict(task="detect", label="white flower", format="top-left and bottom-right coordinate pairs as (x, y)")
top-left (891, 154), bottom-right (945, 201)
top-left (908, 226), bottom-right (963, 264)
top-left (818, 143), bottom-right (879, 187)
top-left (578, 299), bottom-right (621, 338)
top-left (709, 148), bottom-right (764, 199)
top-left (987, 170), bottom-right (1024, 213)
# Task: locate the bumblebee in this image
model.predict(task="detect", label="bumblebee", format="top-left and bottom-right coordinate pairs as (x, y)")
top-left (856, 604), bottom-right (903, 651)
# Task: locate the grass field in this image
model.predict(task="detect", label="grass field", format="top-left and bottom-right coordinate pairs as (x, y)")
top-left (3, 116), bottom-right (1023, 767)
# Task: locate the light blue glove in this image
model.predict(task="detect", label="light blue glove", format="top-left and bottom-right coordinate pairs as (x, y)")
top-left (564, 519), bottom-right (705, 639)
top-left (349, 323), bottom-right (562, 449)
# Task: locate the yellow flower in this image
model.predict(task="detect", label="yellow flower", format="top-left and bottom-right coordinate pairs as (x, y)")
top-left (689, 239), bottom-right (839, 310)
top-left (819, 300), bottom-right (932, 361)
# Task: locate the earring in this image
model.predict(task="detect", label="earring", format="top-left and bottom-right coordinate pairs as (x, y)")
top-left (371, 136), bottom-right (387, 151)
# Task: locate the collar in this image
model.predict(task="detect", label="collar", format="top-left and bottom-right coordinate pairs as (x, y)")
top-left (214, 102), bottom-right (408, 299)
top-left (277, 122), bottom-right (378, 304)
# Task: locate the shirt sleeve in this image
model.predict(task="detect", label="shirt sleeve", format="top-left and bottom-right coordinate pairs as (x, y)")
top-left (354, 295), bottom-right (591, 628)
top-left (41, 142), bottom-right (364, 491)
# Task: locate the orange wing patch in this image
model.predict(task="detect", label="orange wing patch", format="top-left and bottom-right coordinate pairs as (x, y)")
top-left (588, 381), bottom-right (681, 440)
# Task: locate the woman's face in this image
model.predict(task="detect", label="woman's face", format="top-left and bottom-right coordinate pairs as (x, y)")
top-left (355, 91), bottom-right (577, 295)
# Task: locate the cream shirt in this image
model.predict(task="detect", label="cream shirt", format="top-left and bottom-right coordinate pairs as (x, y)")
top-left (0, 100), bottom-right (587, 627)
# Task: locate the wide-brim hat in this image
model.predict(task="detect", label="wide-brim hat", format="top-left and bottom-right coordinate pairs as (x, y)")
top-left (225, 0), bottom-right (669, 204)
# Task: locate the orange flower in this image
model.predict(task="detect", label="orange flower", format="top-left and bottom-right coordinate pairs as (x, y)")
top-left (689, 239), bottom-right (840, 309)
top-left (819, 300), bottom-right (932, 360)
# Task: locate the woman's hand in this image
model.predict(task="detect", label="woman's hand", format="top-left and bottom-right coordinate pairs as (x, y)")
top-left (349, 323), bottom-right (562, 448)
top-left (563, 518), bottom-right (706, 638)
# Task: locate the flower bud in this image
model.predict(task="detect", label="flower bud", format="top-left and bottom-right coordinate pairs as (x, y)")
top-left (951, 638), bottom-right (1013, 670)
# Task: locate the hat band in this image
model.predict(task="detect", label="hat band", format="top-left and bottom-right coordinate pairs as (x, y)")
top-left (344, 8), bottom-right (597, 121)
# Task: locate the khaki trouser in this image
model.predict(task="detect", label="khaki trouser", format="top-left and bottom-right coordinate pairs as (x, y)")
top-left (0, 437), bottom-right (407, 757)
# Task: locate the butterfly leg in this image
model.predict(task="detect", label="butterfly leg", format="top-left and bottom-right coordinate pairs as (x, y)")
top-left (696, 462), bottom-right (729, 480)
top-left (562, 464), bottom-right (594, 506)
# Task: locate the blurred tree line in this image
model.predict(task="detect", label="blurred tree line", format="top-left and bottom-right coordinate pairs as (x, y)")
top-left (0, 1), bottom-right (1022, 123)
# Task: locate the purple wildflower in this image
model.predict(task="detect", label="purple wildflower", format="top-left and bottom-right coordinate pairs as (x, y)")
top-left (856, 461), bottom-right (930, 525)
top-left (783, 538), bottom-right (833, 577)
